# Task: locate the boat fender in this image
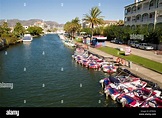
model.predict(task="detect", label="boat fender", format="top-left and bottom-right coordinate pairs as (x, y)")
top-left (116, 57), bottom-right (120, 63)
top-left (120, 59), bottom-right (125, 65)
top-left (104, 79), bottom-right (109, 86)
top-left (121, 98), bottom-right (127, 107)
top-left (123, 89), bottom-right (129, 93)
top-left (105, 90), bottom-right (110, 99)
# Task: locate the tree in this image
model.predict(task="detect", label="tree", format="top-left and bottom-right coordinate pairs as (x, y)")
top-left (13, 22), bottom-right (25, 38)
top-left (156, 23), bottom-right (162, 43)
top-left (117, 20), bottom-right (124, 26)
top-left (71, 17), bottom-right (81, 39)
top-left (94, 26), bottom-right (104, 36)
top-left (80, 27), bottom-right (92, 36)
top-left (83, 6), bottom-right (104, 41)
top-left (64, 21), bottom-right (73, 36)
top-left (53, 28), bottom-right (58, 32)
top-left (64, 17), bottom-right (81, 40)
top-left (0, 26), bottom-right (3, 37)
top-left (1, 22), bottom-right (11, 36)
top-left (27, 26), bottom-right (43, 36)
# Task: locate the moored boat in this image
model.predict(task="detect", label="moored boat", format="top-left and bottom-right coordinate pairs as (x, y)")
top-left (23, 34), bottom-right (33, 42)
top-left (63, 39), bottom-right (76, 47)
top-left (141, 97), bottom-right (162, 108)
top-left (116, 87), bottom-right (161, 107)
top-left (102, 65), bottom-right (117, 73)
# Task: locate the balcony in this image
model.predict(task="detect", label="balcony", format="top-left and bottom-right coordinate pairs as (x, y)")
top-left (147, 18), bottom-right (155, 24)
top-left (157, 16), bottom-right (162, 23)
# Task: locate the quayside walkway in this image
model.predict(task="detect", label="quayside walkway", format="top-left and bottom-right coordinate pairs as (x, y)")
top-left (76, 43), bottom-right (162, 88)
top-left (105, 41), bottom-right (162, 63)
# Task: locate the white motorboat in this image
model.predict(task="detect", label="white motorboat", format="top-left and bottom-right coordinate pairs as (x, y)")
top-left (23, 34), bottom-right (33, 42)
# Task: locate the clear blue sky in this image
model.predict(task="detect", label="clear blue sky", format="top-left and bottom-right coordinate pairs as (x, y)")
top-left (0, 0), bottom-right (134, 24)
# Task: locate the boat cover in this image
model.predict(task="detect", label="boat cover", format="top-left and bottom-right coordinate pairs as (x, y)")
top-left (109, 76), bottom-right (120, 83)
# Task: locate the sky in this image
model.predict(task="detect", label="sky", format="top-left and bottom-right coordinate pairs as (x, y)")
top-left (0, 0), bottom-right (134, 24)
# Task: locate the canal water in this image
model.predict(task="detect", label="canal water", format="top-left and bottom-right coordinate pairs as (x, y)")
top-left (0, 34), bottom-right (120, 107)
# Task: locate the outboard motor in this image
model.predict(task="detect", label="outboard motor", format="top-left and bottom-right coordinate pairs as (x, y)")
top-left (104, 78), bottom-right (109, 86)
top-left (152, 83), bottom-right (160, 90)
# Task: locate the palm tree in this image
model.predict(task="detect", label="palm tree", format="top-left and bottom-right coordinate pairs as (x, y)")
top-left (71, 17), bottom-right (81, 39)
top-left (64, 17), bottom-right (81, 40)
top-left (83, 6), bottom-right (104, 41)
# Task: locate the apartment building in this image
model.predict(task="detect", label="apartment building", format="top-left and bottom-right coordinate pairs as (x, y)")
top-left (82, 20), bottom-right (118, 28)
top-left (124, 0), bottom-right (162, 28)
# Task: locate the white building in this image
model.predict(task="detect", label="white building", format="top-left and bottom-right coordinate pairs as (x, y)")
top-left (33, 21), bottom-right (45, 29)
top-left (23, 26), bottom-right (29, 30)
top-left (124, 0), bottom-right (162, 28)
top-left (82, 20), bottom-right (118, 28)
top-left (104, 20), bottom-right (118, 26)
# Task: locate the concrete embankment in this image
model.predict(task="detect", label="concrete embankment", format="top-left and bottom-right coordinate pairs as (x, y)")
top-left (57, 33), bottom-right (66, 40)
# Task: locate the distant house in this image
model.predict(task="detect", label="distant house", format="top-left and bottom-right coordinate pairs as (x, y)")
top-left (23, 26), bottom-right (29, 30)
top-left (9, 27), bottom-right (14, 33)
top-left (103, 20), bottom-right (118, 26)
top-left (82, 20), bottom-right (119, 28)
top-left (33, 21), bottom-right (45, 29)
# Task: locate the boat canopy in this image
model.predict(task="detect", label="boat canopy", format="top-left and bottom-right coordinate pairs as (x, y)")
top-left (109, 76), bottom-right (120, 83)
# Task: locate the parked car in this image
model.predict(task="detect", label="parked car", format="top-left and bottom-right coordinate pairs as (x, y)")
top-left (110, 39), bottom-right (116, 43)
top-left (114, 39), bottom-right (123, 44)
top-left (110, 39), bottom-right (123, 44)
top-left (130, 41), bottom-right (140, 48)
top-left (138, 43), bottom-right (154, 50)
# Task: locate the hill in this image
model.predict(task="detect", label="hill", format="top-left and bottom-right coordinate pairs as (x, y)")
top-left (0, 19), bottom-right (64, 27)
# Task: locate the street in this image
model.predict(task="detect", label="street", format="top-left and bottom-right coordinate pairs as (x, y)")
top-left (105, 41), bottom-right (162, 63)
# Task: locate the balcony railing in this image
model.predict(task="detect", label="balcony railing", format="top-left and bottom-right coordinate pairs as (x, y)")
top-left (157, 17), bottom-right (162, 23)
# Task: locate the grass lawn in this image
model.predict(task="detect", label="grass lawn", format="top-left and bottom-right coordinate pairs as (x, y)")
top-left (74, 37), bottom-right (83, 43)
top-left (99, 46), bottom-right (162, 73)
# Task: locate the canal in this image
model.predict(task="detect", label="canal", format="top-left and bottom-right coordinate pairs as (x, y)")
top-left (0, 34), bottom-right (120, 107)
